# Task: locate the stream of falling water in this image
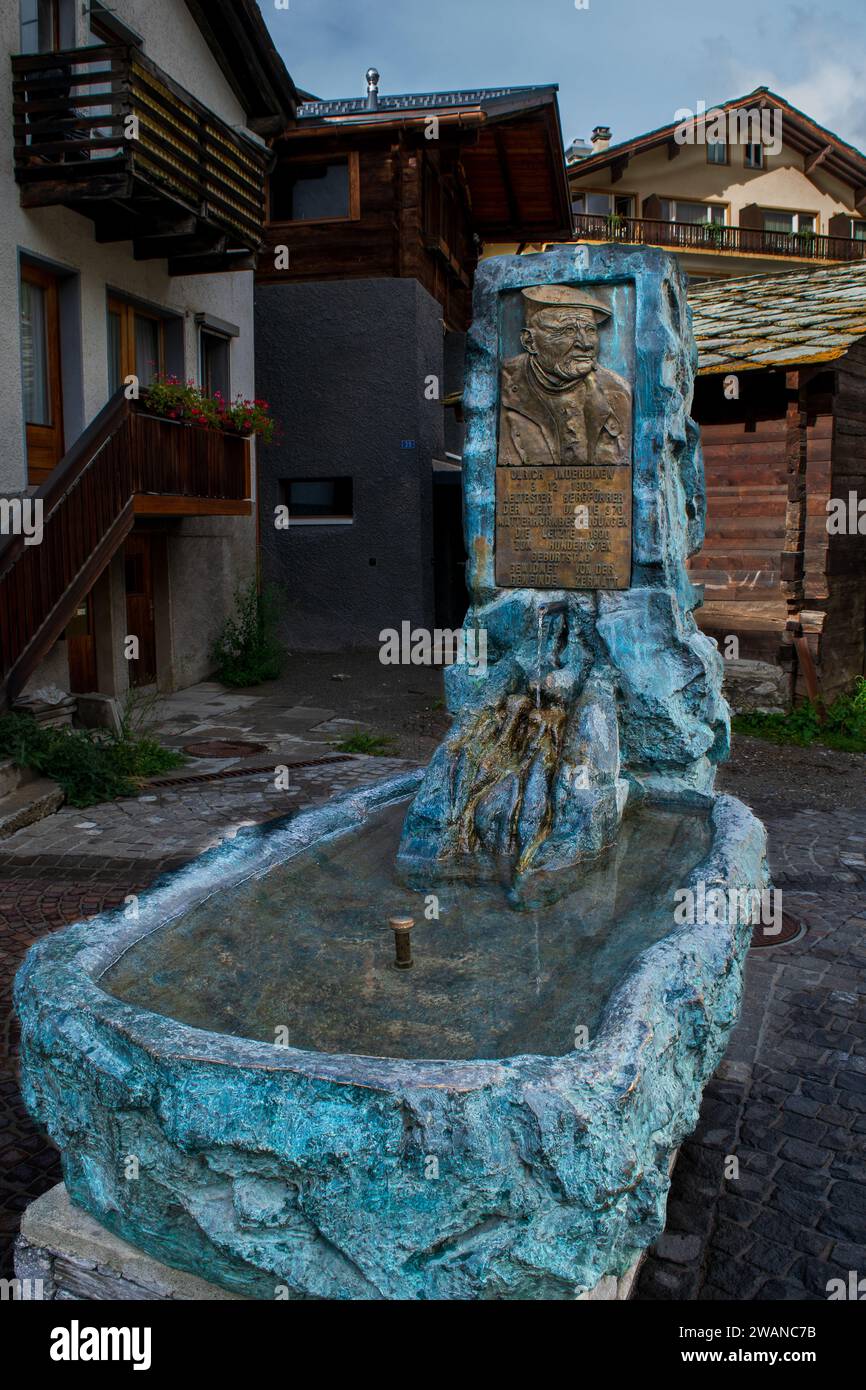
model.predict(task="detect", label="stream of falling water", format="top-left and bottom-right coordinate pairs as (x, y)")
top-left (535, 608), bottom-right (544, 708)
top-left (532, 912), bottom-right (541, 995)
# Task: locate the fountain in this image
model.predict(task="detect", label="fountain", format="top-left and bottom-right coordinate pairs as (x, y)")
top-left (15, 245), bottom-right (769, 1301)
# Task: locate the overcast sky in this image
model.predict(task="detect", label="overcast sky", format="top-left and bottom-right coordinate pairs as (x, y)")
top-left (261, 0), bottom-right (866, 152)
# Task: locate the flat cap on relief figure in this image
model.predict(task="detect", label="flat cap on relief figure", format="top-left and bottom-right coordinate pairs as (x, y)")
top-left (521, 285), bottom-right (612, 319)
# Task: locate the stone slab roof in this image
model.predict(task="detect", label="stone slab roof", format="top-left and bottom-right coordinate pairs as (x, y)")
top-left (689, 260), bottom-right (866, 374)
top-left (298, 84), bottom-right (556, 120)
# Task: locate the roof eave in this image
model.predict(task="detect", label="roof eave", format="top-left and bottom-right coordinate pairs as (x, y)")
top-left (568, 88), bottom-right (866, 190)
top-left (185, 0), bottom-right (298, 133)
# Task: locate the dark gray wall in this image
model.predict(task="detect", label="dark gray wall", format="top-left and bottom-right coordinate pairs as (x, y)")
top-left (255, 279), bottom-right (444, 651)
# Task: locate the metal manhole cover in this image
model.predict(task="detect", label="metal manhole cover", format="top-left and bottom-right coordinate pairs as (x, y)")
top-left (751, 912), bottom-right (804, 949)
top-left (182, 739), bottom-right (269, 759)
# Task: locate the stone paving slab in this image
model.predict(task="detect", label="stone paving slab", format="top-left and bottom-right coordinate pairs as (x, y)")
top-left (634, 797), bottom-right (866, 1302)
top-left (0, 757), bottom-right (411, 865)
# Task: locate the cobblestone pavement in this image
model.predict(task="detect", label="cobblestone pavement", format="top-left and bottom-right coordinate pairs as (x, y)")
top-left (1, 674), bottom-right (864, 1298)
top-left (635, 769), bottom-right (866, 1300)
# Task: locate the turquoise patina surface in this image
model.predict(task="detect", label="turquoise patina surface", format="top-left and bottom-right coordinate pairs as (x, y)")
top-left (399, 245), bottom-right (729, 882)
top-left (16, 772), bottom-right (766, 1300)
top-left (14, 245), bottom-right (769, 1300)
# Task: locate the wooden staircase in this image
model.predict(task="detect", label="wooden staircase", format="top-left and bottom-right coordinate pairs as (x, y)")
top-left (0, 393), bottom-right (250, 708)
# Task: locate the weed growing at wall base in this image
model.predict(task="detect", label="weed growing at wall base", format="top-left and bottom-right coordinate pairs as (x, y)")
top-left (0, 714), bottom-right (183, 807)
top-left (211, 581), bottom-right (285, 687)
top-left (732, 680), bottom-right (866, 753)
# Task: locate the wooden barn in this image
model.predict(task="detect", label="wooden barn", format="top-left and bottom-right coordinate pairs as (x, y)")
top-left (689, 261), bottom-right (866, 701)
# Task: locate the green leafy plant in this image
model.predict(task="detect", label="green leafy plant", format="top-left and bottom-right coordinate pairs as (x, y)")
top-left (732, 679), bottom-right (866, 753)
top-left (141, 374), bottom-right (276, 443)
top-left (703, 222), bottom-right (725, 247)
top-left (0, 709), bottom-right (184, 808)
top-left (211, 581), bottom-right (284, 688)
top-left (333, 731), bottom-right (395, 756)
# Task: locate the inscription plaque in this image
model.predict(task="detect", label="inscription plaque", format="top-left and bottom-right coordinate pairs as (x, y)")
top-left (495, 465), bottom-right (631, 589)
top-left (495, 282), bottom-right (633, 590)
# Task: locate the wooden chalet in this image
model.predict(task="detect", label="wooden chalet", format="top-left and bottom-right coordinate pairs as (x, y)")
top-left (258, 75), bottom-right (573, 328)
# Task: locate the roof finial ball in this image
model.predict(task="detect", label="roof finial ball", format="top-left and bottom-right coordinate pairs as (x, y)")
top-left (366, 67), bottom-right (380, 111)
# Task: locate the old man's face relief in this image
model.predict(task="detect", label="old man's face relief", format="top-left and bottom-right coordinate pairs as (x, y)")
top-left (522, 307), bottom-right (600, 384)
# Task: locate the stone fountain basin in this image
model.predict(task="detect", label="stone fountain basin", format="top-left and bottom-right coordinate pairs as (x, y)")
top-left (15, 770), bottom-right (767, 1301)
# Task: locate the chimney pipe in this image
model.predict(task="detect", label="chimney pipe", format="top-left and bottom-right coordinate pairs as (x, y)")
top-left (591, 125), bottom-right (612, 152)
top-left (366, 67), bottom-right (380, 112)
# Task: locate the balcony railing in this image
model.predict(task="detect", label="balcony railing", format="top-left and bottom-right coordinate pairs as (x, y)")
top-left (12, 44), bottom-right (270, 273)
top-left (0, 395), bottom-right (250, 705)
top-left (571, 213), bottom-right (866, 263)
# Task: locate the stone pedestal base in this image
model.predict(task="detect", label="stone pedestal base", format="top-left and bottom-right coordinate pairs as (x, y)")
top-left (15, 1184), bottom-right (641, 1301)
top-left (14, 1184), bottom-right (248, 1301)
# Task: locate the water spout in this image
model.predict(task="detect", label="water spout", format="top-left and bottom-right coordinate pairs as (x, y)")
top-left (389, 916), bottom-right (414, 969)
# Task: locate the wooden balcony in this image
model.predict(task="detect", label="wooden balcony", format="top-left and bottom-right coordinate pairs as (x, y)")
top-left (571, 213), bottom-right (866, 264)
top-left (12, 44), bottom-right (270, 274)
top-left (0, 396), bottom-right (251, 704)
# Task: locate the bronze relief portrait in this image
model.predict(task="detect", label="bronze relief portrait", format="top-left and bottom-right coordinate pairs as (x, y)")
top-left (498, 284), bottom-right (632, 471)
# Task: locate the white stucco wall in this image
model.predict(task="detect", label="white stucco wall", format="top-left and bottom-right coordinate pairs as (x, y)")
top-left (0, 0), bottom-right (257, 494)
top-left (569, 137), bottom-right (864, 234)
top-left (0, 0), bottom-right (261, 693)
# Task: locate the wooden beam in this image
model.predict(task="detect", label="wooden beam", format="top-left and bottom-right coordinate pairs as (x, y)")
top-left (781, 369), bottom-right (808, 618)
top-left (133, 496), bottom-right (251, 516)
top-left (166, 250), bottom-right (257, 275)
top-left (97, 212), bottom-right (198, 244)
top-left (804, 143), bottom-right (833, 176)
top-left (610, 154), bottom-right (629, 184)
top-left (134, 228), bottom-right (224, 261)
top-left (666, 139), bottom-right (681, 161)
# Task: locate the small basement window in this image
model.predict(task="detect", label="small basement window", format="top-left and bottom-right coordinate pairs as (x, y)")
top-left (269, 157), bottom-right (356, 222)
top-left (281, 477), bottom-right (354, 524)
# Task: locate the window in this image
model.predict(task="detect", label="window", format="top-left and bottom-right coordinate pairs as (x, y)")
top-left (200, 330), bottom-right (231, 401)
top-left (853, 221), bottom-right (866, 242)
top-left (706, 140), bottom-right (728, 165)
top-left (269, 156), bottom-right (359, 223)
top-left (659, 199), bottom-right (725, 225)
top-left (281, 478), bottom-right (353, 525)
top-left (571, 192), bottom-right (633, 218)
top-left (744, 143), bottom-right (764, 168)
top-left (761, 210), bottom-right (816, 236)
top-left (20, 0), bottom-right (76, 53)
top-left (21, 276), bottom-right (50, 426)
top-left (572, 192), bottom-right (615, 216)
top-left (20, 261), bottom-right (64, 480)
top-left (107, 297), bottom-right (165, 393)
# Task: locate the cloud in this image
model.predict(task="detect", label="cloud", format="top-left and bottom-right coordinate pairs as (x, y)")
top-left (719, 4), bottom-right (866, 149)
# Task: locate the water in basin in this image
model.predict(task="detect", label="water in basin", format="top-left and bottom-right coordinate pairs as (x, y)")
top-left (102, 800), bottom-right (712, 1061)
